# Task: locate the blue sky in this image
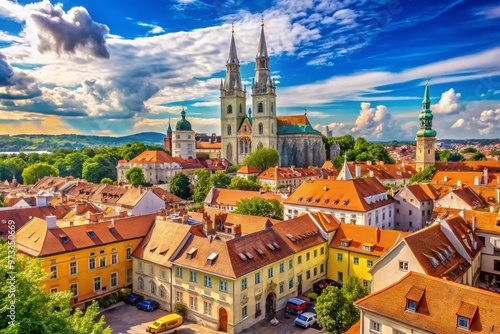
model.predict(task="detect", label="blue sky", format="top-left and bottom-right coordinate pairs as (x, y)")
top-left (0, 0), bottom-right (499, 140)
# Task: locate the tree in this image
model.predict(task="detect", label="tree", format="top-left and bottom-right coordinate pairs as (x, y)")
top-left (409, 164), bottom-right (436, 184)
top-left (211, 171), bottom-right (231, 189)
top-left (192, 169), bottom-right (212, 203)
top-left (21, 163), bottom-right (59, 185)
top-left (233, 197), bottom-right (283, 220)
top-left (341, 276), bottom-right (369, 326)
top-left (125, 167), bottom-right (147, 186)
top-left (100, 177), bottom-right (114, 184)
top-left (170, 173), bottom-right (191, 199)
top-left (314, 286), bottom-right (349, 334)
top-left (228, 177), bottom-right (261, 191)
top-left (469, 152), bottom-right (486, 161)
top-left (64, 152), bottom-right (87, 178)
top-left (0, 241), bottom-right (111, 333)
top-left (0, 194), bottom-right (6, 207)
top-left (436, 150), bottom-right (464, 162)
top-left (461, 147), bottom-right (477, 154)
top-left (243, 148), bottom-right (280, 171)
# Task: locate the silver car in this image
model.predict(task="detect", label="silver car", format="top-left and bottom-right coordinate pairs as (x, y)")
top-left (294, 312), bottom-right (317, 328)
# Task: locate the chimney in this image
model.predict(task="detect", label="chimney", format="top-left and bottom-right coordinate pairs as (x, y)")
top-left (139, 185), bottom-right (142, 194)
top-left (204, 219), bottom-right (213, 233)
top-left (459, 209), bottom-right (465, 219)
top-left (234, 224), bottom-right (242, 238)
top-left (111, 218), bottom-right (115, 226)
top-left (472, 216), bottom-right (476, 231)
top-left (367, 160), bottom-right (372, 165)
top-left (355, 165), bottom-right (361, 178)
top-left (457, 180), bottom-right (463, 188)
top-left (474, 176), bottom-right (480, 186)
top-left (483, 167), bottom-right (488, 185)
top-left (75, 203), bottom-right (86, 215)
top-left (46, 216), bottom-right (57, 229)
top-left (369, 170), bottom-right (374, 178)
top-left (444, 175), bottom-right (448, 182)
top-left (376, 227), bottom-right (381, 243)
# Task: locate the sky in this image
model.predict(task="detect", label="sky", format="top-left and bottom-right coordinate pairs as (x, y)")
top-left (0, 0), bottom-right (499, 140)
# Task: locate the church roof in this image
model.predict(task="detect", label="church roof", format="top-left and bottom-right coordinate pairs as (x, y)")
top-left (277, 115), bottom-right (310, 126)
top-left (277, 124), bottom-right (320, 135)
top-left (257, 22), bottom-right (268, 58)
top-left (176, 109), bottom-right (192, 131)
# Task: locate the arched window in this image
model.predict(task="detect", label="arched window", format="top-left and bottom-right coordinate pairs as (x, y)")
top-left (271, 123), bottom-right (274, 134)
top-left (138, 277), bottom-right (144, 291)
top-left (258, 123), bottom-right (263, 135)
top-left (240, 140), bottom-right (244, 154)
top-left (227, 143), bottom-right (233, 162)
top-left (227, 125), bottom-right (231, 136)
top-left (227, 105), bottom-right (232, 114)
top-left (244, 125), bottom-right (247, 132)
top-left (159, 285), bottom-right (166, 299)
top-left (258, 102), bottom-right (263, 113)
top-left (244, 140), bottom-right (249, 153)
top-left (150, 281), bottom-right (156, 295)
top-left (239, 104), bottom-right (243, 113)
top-left (271, 103), bottom-right (274, 114)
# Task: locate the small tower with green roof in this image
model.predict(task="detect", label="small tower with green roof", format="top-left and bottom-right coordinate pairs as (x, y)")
top-left (172, 109), bottom-right (196, 159)
top-left (163, 119), bottom-right (173, 153)
top-left (415, 79), bottom-right (437, 172)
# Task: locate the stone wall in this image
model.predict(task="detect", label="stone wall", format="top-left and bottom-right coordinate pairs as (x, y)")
top-left (278, 134), bottom-right (326, 167)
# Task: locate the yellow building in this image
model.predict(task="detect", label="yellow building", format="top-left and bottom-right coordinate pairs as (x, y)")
top-left (16, 213), bottom-right (156, 309)
top-left (328, 224), bottom-right (409, 289)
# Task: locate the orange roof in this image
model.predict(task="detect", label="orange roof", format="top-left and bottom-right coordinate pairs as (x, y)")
top-left (435, 161), bottom-right (500, 172)
top-left (195, 141), bottom-right (222, 150)
top-left (151, 187), bottom-right (184, 204)
top-left (330, 224), bottom-right (409, 257)
top-left (431, 171), bottom-right (485, 186)
top-left (116, 187), bottom-right (148, 207)
top-left (321, 161), bottom-right (334, 169)
top-left (205, 188), bottom-right (285, 207)
top-left (467, 185), bottom-right (498, 205)
top-left (258, 166), bottom-right (320, 180)
top-left (355, 272), bottom-right (500, 333)
top-left (16, 214), bottom-right (156, 257)
top-left (224, 212), bottom-right (281, 235)
top-left (29, 176), bottom-right (74, 193)
top-left (284, 178), bottom-right (395, 212)
top-left (236, 165), bottom-right (261, 174)
top-left (129, 150), bottom-right (178, 164)
top-left (343, 321), bottom-right (360, 334)
top-left (347, 163), bottom-right (416, 180)
top-left (433, 208), bottom-right (500, 235)
top-left (306, 212), bottom-right (341, 233)
top-left (405, 184), bottom-right (439, 202)
top-left (277, 115), bottom-right (310, 126)
top-left (272, 215), bottom-right (326, 252)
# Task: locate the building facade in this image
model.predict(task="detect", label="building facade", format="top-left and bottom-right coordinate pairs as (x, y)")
top-left (415, 80), bottom-right (437, 172)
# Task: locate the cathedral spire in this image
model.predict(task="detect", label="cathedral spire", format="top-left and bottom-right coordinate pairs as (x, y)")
top-left (167, 119), bottom-right (172, 133)
top-left (257, 16), bottom-right (268, 58)
top-left (253, 17), bottom-right (272, 95)
top-left (417, 78), bottom-right (436, 138)
top-left (227, 23), bottom-right (239, 65)
top-left (422, 77), bottom-right (431, 110)
top-left (223, 24), bottom-right (243, 92)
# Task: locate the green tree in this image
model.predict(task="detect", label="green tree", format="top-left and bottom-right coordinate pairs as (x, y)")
top-left (228, 177), bottom-right (261, 191)
top-left (211, 171), bottom-right (231, 189)
top-left (409, 164), bottom-right (436, 184)
top-left (125, 167), bottom-right (147, 186)
top-left (0, 158), bottom-right (26, 183)
top-left (170, 173), bottom-right (191, 199)
top-left (328, 134), bottom-right (355, 153)
top-left (436, 150), bottom-right (464, 162)
top-left (21, 163), bottom-right (59, 185)
top-left (0, 194), bottom-right (6, 207)
top-left (64, 152), bottom-right (87, 178)
top-left (341, 276), bottom-right (369, 326)
top-left (461, 147), bottom-right (477, 154)
top-left (243, 148), bottom-right (280, 171)
top-left (119, 142), bottom-right (148, 161)
top-left (192, 169), bottom-right (212, 203)
top-left (0, 241), bottom-right (111, 333)
top-left (233, 197), bottom-right (283, 219)
top-left (314, 286), bottom-right (349, 334)
top-left (81, 160), bottom-right (101, 183)
top-left (226, 164), bottom-right (241, 174)
top-left (100, 177), bottom-right (114, 185)
top-left (469, 152), bottom-right (486, 161)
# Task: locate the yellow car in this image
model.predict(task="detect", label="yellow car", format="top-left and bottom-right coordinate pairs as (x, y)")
top-left (146, 314), bottom-right (183, 333)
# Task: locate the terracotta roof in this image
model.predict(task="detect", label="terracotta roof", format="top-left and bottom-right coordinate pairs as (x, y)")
top-left (321, 161), bottom-right (334, 169)
top-left (403, 223), bottom-right (470, 280)
top-left (205, 188), bottom-right (285, 207)
top-left (433, 208), bottom-right (500, 235)
top-left (15, 213), bottom-right (156, 257)
top-left (224, 212), bottom-right (280, 235)
top-left (116, 187), bottom-right (148, 208)
top-left (330, 224), bottom-right (409, 256)
top-left (343, 321), bottom-right (360, 334)
top-left (132, 218), bottom-right (195, 268)
top-left (347, 163), bottom-right (416, 180)
top-left (467, 185), bottom-right (499, 205)
top-left (355, 272), bottom-right (500, 333)
top-left (197, 158), bottom-right (229, 171)
top-left (272, 215), bottom-right (326, 252)
top-left (276, 115), bottom-right (310, 126)
top-left (442, 214), bottom-right (482, 259)
top-left (284, 178), bottom-right (395, 212)
top-left (404, 184), bottom-right (439, 202)
top-left (450, 187), bottom-right (485, 208)
top-left (306, 212), bottom-right (341, 233)
top-left (258, 167), bottom-right (320, 180)
top-left (432, 171), bottom-right (486, 186)
top-left (151, 187), bottom-right (184, 204)
top-left (195, 141), bottom-right (222, 150)
top-left (129, 150), bottom-right (178, 164)
top-left (236, 166), bottom-right (261, 174)
top-left (29, 176), bottom-right (73, 193)
top-left (434, 161), bottom-right (500, 173)
top-left (88, 184), bottom-right (127, 204)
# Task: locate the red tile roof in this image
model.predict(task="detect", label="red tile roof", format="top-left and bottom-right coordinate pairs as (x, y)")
top-left (277, 115), bottom-right (310, 126)
top-left (272, 215), bottom-right (326, 252)
top-left (237, 166), bottom-right (262, 174)
top-left (129, 150), bottom-right (178, 164)
top-left (258, 167), bottom-right (320, 180)
top-left (405, 184), bottom-right (439, 202)
top-left (205, 188), bottom-right (285, 207)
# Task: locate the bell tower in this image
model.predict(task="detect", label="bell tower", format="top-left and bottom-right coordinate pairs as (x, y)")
top-left (415, 79), bottom-right (437, 172)
top-left (220, 25), bottom-right (246, 164)
top-left (251, 18), bottom-right (277, 151)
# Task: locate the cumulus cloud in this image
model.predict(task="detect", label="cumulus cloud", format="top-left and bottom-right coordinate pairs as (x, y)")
top-left (25, 0), bottom-right (110, 58)
top-left (451, 118), bottom-right (465, 128)
top-left (476, 108), bottom-right (500, 134)
top-left (431, 88), bottom-right (465, 114)
top-left (0, 53), bottom-right (41, 99)
top-left (0, 0), bottom-right (26, 21)
top-left (322, 9), bottom-right (358, 26)
top-left (351, 102), bottom-right (396, 139)
top-left (0, 53), bottom-right (14, 86)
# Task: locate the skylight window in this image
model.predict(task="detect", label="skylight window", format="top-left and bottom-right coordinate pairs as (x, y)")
top-left (447, 245), bottom-right (455, 254)
top-left (238, 252), bottom-right (248, 261)
top-left (60, 235), bottom-right (69, 243)
top-left (272, 242), bottom-right (280, 249)
top-left (245, 252), bottom-right (254, 259)
top-left (87, 231), bottom-right (96, 238)
top-left (333, 200), bottom-right (339, 205)
top-left (207, 252), bottom-right (218, 265)
top-left (109, 227), bottom-right (117, 234)
top-left (430, 257), bottom-right (439, 267)
top-left (267, 243), bottom-right (276, 251)
top-left (150, 247), bottom-right (157, 253)
top-left (187, 248), bottom-right (198, 259)
top-left (342, 201), bottom-right (349, 206)
top-left (297, 197), bottom-right (303, 202)
top-left (255, 248), bottom-right (265, 256)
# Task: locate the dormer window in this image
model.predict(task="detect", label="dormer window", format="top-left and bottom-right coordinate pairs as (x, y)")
top-left (207, 252), bottom-right (218, 265)
top-left (60, 235), bottom-right (69, 243)
top-left (297, 197), bottom-right (303, 202)
top-left (457, 316), bottom-right (470, 330)
top-left (405, 286), bottom-right (424, 313)
top-left (187, 248), bottom-right (197, 259)
top-left (362, 244), bottom-right (373, 252)
top-left (406, 299), bottom-right (416, 312)
top-left (109, 227), bottom-right (117, 234)
top-left (456, 301), bottom-right (476, 330)
top-left (87, 231), bottom-right (96, 238)
top-left (340, 239), bottom-right (351, 247)
top-left (430, 257), bottom-right (439, 267)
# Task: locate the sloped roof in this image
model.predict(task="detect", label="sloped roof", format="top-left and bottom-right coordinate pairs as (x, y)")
top-left (224, 212), bottom-right (280, 235)
top-left (306, 212), bottom-right (341, 233)
top-left (205, 188), bottom-right (285, 207)
top-left (434, 208), bottom-right (500, 235)
top-left (258, 167), bottom-right (320, 180)
top-left (16, 213), bottom-right (156, 257)
top-left (195, 141), bottom-right (222, 150)
top-left (405, 184), bottom-right (439, 202)
top-left (434, 161), bottom-right (500, 173)
top-left (29, 176), bottom-right (73, 193)
top-left (236, 166), bottom-right (261, 174)
top-left (330, 224), bottom-right (409, 256)
top-left (431, 171), bottom-right (485, 186)
top-left (272, 215), bottom-right (326, 252)
top-left (129, 150), bottom-right (178, 164)
top-left (151, 187), bottom-right (184, 204)
top-left (355, 272), bottom-right (500, 333)
top-left (347, 163), bottom-right (416, 180)
top-left (116, 187), bottom-right (148, 208)
top-left (443, 214), bottom-right (482, 259)
top-left (277, 115), bottom-right (310, 126)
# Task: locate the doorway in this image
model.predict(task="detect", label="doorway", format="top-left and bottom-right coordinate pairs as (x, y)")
top-left (219, 307), bottom-right (227, 332)
top-left (265, 292), bottom-right (276, 318)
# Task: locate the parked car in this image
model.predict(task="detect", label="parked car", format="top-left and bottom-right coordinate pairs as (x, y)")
top-left (147, 314), bottom-right (183, 333)
top-left (124, 293), bottom-right (144, 306)
top-left (294, 312), bottom-right (317, 328)
top-left (313, 279), bottom-right (342, 295)
top-left (136, 299), bottom-right (160, 312)
top-left (285, 298), bottom-right (307, 315)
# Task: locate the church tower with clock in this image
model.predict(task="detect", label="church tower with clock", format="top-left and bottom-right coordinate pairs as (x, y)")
top-left (415, 80), bottom-right (437, 172)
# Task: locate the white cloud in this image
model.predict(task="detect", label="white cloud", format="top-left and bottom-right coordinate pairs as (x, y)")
top-left (322, 9), bottom-right (358, 26)
top-left (476, 5), bottom-right (500, 19)
top-left (476, 108), bottom-right (500, 134)
top-left (351, 102), bottom-right (397, 139)
top-left (431, 88), bottom-right (465, 114)
top-left (191, 101), bottom-right (219, 107)
top-left (0, 0), bottom-right (26, 21)
top-left (450, 118), bottom-right (464, 128)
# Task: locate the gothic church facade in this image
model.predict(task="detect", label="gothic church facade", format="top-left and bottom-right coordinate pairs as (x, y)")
top-left (220, 23), bottom-right (326, 168)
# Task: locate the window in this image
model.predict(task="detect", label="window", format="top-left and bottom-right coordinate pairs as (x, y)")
top-left (160, 285), bottom-right (166, 299)
top-left (204, 276), bottom-right (212, 288)
top-left (177, 267), bottom-right (183, 278)
top-left (396, 209), bottom-right (400, 214)
top-left (298, 255), bottom-right (302, 264)
top-left (127, 268), bottom-right (132, 283)
top-left (50, 287), bottom-right (58, 293)
top-left (354, 257), bottom-right (359, 265)
top-left (242, 305), bottom-right (248, 318)
top-left (320, 247), bottom-right (324, 255)
top-left (255, 272), bottom-right (261, 284)
top-left (279, 282), bottom-right (284, 294)
top-left (204, 301), bottom-right (212, 316)
top-left (70, 283), bottom-right (78, 296)
top-left (150, 281), bottom-right (156, 295)
top-left (176, 291), bottom-right (183, 302)
top-left (99, 256), bottom-right (106, 267)
top-left (241, 278), bottom-right (247, 290)
top-left (258, 102), bottom-right (263, 113)
top-left (320, 263), bottom-right (324, 273)
top-left (457, 316), bottom-right (469, 330)
top-left (268, 267), bottom-right (274, 278)
top-left (94, 277), bottom-right (101, 291)
top-left (110, 272), bottom-right (117, 288)
top-left (306, 270), bottom-right (311, 280)
top-left (338, 272), bottom-right (343, 282)
top-left (89, 257), bottom-right (96, 270)
top-left (149, 264), bottom-right (154, 275)
top-left (306, 252), bottom-right (310, 261)
top-left (190, 271), bottom-right (197, 283)
top-left (409, 221), bottom-right (413, 227)
top-left (494, 260), bottom-right (500, 271)
top-left (220, 280), bottom-right (228, 292)
top-left (111, 253), bottom-right (118, 265)
top-left (313, 267), bottom-right (317, 276)
top-left (126, 247), bottom-right (132, 260)
top-left (370, 320), bottom-right (381, 332)
top-left (289, 278), bottom-right (294, 289)
top-left (227, 105), bottom-right (232, 114)
top-left (399, 261), bottom-right (409, 271)
top-left (479, 236), bottom-right (486, 247)
top-left (363, 280), bottom-right (371, 288)
top-left (409, 210), bottom-right (412, 215)
top-left (189, 296), bottom-right (197, 311)
top-left (406, 299), bottom-right (416, 312)
top-left (279, 262), bottom-right (285, 273)
top-left (227, 125), bottom-right (231, 136)
top-left (337, 253), bottom-right (343, 261)
top-left (69, 261), bottom-right (77, 275)
top-left (138, 277), bottom-right (144, 291)
top-left (289, 259), bottom-right (293, 269)
top-left (160, 268), bottom-right (166, 280)
top-left (422, 210), bottom-right (425, 216)
top-left (239, 104), bottom-right (243, 113)
top-left (367, 260), bottom-right (374, 267)
top-left (258, 123), bottom-right (263, 135)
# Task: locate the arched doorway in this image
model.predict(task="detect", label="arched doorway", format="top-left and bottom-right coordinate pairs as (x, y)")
top-left (219, 307), bottom-right (227, 332)
top-left (265, 292), bottom-right (276, 318)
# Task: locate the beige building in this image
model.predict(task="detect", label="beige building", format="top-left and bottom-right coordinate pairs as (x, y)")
top-left (393, 183), bottom-right (439, 231)
top-left (435, 186), bottom-right (485, 210)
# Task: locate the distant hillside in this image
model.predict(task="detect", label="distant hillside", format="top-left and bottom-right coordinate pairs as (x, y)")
top-left (0, 132), bottom-right (165, 152)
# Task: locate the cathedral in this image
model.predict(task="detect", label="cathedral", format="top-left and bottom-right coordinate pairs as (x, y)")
top-left (220, 22), bottom-right (326, 168)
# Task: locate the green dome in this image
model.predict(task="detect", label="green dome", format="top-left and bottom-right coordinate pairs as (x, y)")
top-left (416, 129), bottom-right (437, 137)
top-left (418, 112), bottom-right (433, 120)
top-left (176, 109), bottom-right (192, 131)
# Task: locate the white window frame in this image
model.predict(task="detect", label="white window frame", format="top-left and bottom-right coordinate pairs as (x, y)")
top-left (70, 282), bottom-right (78, 296)
top-left (94, 276), bottom-right (102, 292)
top-left (69, 261), bottom-right (77, 275)
top-left (399, 260), bottom-right (409, 271)
top-left (110, 272), bottom-right (118, 288)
